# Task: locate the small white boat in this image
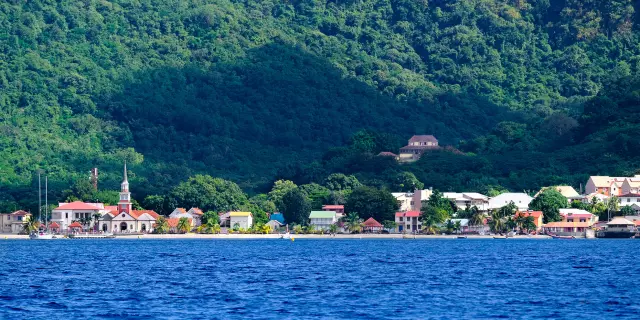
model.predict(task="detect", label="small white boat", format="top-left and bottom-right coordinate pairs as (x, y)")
top-left (29, 231), bottom-right (54, 240)
top-left (281, 232), bottom-right (291, 240)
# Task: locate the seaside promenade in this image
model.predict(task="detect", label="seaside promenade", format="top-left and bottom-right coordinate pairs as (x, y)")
top-left (0, 233), bottom-right (552, 240)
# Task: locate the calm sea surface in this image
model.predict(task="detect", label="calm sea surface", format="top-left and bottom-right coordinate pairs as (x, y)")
top-left (1, 239), bottom-right (639, 319)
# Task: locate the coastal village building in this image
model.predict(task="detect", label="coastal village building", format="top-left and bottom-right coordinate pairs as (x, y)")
top-left (362, 218), bottom-right (383, 233)
top-left (51, 201), bottom-right (109, 231)
top-left (514, 211), bottom-right (543, 231)
top-left (166, 218), bottom-right (193, 233)
top-left (584, 176), bottom-right (640, 197)
top-left (0, 210), bottom-right (31, 234)
top-left (411, 189), bottom-right (433, 211)
top-left (229, 212), bottom-right (253, 229)
top-left (488, 193), bottom-right (533, 211)
top-left (443, 192), bottom-right (489, 211)
top-left (169, 207), bottom-right (204, 227)
top-left (541, 209), bottom-right (598, 237)
top-left (98, 163), bottom-right (159, 233)
top-left (322, 205), bottom-right (344, 220)
top-left (398, 135), bottom-right (439, 162)
top-left (392, 192), bottom-right (414, 212)
top-left (377, 152), bottom-right (398, 160)
top-left (395, 211), bottom-right (421, 233)
top-left (309, 211), bottom-right (337, 230)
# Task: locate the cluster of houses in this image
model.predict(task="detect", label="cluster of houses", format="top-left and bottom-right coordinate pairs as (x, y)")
top-left (3, 158), bottom-right (640, 238)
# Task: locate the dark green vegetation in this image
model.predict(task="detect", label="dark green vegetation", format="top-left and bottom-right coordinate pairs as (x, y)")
top-left (3, 0), bottom-right (640, 213)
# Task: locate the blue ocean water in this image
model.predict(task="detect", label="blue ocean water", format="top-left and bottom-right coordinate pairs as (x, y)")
top-left (0, 239), bottom-right (639, 319)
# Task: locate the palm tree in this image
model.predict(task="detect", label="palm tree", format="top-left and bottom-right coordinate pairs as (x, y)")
top-left (293, 224), bottom-right (303, 234)
top-left (328, 224), bottom-right (338, 234)
top-left (305, 224), bottom-right (316, 234)
top-left (177, 217), bottom-right (190, 234)
top-left (260, 224), bottom-right (272, 234)
top-left (454, 220), bottom-right (462, 234)
top-left (521, 216), bottom-right (536, 234)
top-left (489, 212), bottom-right (506, 234)
top-left (470, 212), bottom-right (484, 233)
top-left (154, 216), bottom-right (169, 234)
top-left (93, 212), bottom-right (102, 232)
top-left (22, 216), bottom-right (39, 234)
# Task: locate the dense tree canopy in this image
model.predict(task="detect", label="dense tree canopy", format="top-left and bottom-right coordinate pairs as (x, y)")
top-left (3, 0), bottom-right (640, 212)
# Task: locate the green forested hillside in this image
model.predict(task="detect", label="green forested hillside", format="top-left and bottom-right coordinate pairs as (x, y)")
top-left (2, 0), bottom-right (640, 211)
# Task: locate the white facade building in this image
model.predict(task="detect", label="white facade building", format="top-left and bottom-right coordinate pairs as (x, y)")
top-left (443, 192), bottom-right (489, 211)
top-left (229, 212), bottom-right (253, 229)
top-left (392, 193), bottom-right (414, 212)
top-left (488, 193), bottom-right (533, 211)
top-left (309, 211), bottom-right (337, 230)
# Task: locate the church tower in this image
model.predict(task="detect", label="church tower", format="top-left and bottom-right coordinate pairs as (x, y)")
top-left (118, 162), bottom-right (132, 214)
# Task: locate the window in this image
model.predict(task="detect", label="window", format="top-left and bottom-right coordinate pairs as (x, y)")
top-left (580, 219), bottom-right (586, 223)
top-left (399, 217), bottom-right (403, 222)
top-left (567, 219), bottom-right (574, 222)
top-left (66, 213), bottom-right (68, 219)
top-left (628, 198), bottom-right (631, 203)
top-left (75, 213), bottom-right (79, 219)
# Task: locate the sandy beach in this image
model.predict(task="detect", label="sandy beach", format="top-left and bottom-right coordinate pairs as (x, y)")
top-left (0, 233), bottom-right (553, 240)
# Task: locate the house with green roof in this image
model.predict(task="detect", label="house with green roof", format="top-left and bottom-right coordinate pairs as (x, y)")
top-left (309, 211), bottom-right (337, 230)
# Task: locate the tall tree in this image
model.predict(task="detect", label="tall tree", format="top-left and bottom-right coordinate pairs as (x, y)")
top-left (281, 188), bottom-right (311, 225)
top-left (529, 189), bottom-right (567, 223)
top-left (170, 175), bottom-right (247, 213)
top-left (345, 186), bottom-right (399, 222)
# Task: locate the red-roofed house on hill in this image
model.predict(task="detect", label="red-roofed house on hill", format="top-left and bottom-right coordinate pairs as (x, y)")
top-left (398, 135), bottom-right (439, 162)
top-left (322, 205), bottom-right (344, 214)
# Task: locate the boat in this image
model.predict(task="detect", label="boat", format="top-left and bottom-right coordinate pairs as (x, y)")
top-left (457, 236), bottom-right (467, 239)
top-left (551, 235), bottom-right (575, 239)
top-left (29, 231), bottom-right (54, 240)
top-left (493, 236), bottom-right (507, 239)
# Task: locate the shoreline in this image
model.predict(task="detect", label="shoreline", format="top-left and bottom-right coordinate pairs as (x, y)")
top-left (0, 233), bottom-right (555, 240)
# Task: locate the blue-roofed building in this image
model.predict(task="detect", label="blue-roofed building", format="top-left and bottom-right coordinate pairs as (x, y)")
top-left (269, 213), bottom-right (285, 224)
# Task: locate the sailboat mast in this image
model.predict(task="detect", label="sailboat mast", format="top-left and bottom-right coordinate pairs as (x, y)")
top-left (38, 172), bottom-right (41, 223)
top-left (45, 176), bottom-right (48, 227)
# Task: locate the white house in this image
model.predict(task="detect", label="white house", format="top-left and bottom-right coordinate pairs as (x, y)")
top-left (392, 192), bottom-right (414, 212)
top-left (488, 193), bottom-right (533, 211)
top-left (619, 193), bottom-right (640, 206)
top-left (443, 192), bottom-right (489, 211)
top-left (309, 211), bottom-right (337, 230)
top-left (229, 212), bottom-right (253, 229)
top-left (51, 201), bottom-right (109, 231)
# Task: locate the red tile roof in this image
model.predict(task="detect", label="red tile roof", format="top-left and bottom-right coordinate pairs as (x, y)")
top-left (405, 211), bottom-right (420, 217)
top-left (189, 208), bottom-right (204, 215)
top-left (55, 201), bottom-right (100, 211)
top-left (130, 210), bottom-right (160, 220)
top-left (396, 211), bottom-right (420, 217)
top-left (378, 152), bottom-right (398, 157)
top-left (516, 211), bottom-right (543, 218)
top-left (175, 208), bottom-right (186, 213)
top-left (322, 205), bottom-right (344, 210)
top-left (167, 218), bottom-right (192, 228)
top-left (68, 221), bottom-right (83, 228)
top-left (10, 210), bottom-right (30, 216)
top-left (49, 222), bottom-right (60, 228)
top-left (409, 135), bottom-right (438, 143)
top-left (363, 217), bottom-right (383, 227)
top-left (620, 193), bottom-right (640, 198)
